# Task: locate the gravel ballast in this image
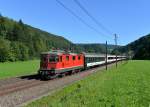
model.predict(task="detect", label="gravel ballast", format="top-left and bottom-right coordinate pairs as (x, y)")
top-left (0, 64), bottom-right (114, 107)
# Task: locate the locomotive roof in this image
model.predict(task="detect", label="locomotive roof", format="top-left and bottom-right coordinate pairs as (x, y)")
top-left (41, 50), bottom-right (79, 55)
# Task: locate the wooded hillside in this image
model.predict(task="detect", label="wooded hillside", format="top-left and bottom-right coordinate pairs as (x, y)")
top-left (0, 15), bottom-right (116, 62)
top-left (76, 43), bottom-right (116, 54)
top-left (115, 34), bottom-right (150, 59)
top-left (0, 15), bottom-right (72, 62)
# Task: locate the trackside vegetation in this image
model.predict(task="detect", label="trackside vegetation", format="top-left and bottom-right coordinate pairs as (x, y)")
top-left (0, 60), bottom-right (39, 79)
top-left (26, 60), bottom-right (150, 107)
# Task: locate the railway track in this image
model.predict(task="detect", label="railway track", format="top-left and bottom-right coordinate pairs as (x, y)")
top-left (0, 79), bottom-right (45, 96)
top-left (0, 74), bottom-right (40, 86)
top-left (0, 62), bottom-right (121, 107)
top-left (0, 68), bottom-right (96, 97)
top-left (0, 78), bottom-right (25, 87)
top-left (0, 64), bottom-right (113, 97)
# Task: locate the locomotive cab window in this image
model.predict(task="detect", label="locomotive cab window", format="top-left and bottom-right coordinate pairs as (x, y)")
top-left (41, 54), bottom-right (48, 62)
top-left (41, 57), bottom-right (47, 62)
top-left (49, 55), bottom-right (59, 62)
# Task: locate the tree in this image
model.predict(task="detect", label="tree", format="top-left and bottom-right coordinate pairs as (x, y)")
top-left (0, 15), bottom-right (6, 38)
top-left (19, 19), bottom-right (24, 25)
top-left (9, 42), bottom-right (21, 61)
top-left (19, 43), bottom-right (29, 61)
top-left (11, 23), bottom-right (25, 41)
top-left (0, 37), bottom-right (10, 62)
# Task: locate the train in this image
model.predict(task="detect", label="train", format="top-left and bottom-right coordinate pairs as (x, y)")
top-left (38, 50), bottom-right (126, 79)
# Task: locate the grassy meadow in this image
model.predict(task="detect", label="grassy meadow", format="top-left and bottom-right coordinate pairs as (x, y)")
top-left (26, 60), bottom-right (150, 107)
top-left (0, 60), bottom-right (40, 79)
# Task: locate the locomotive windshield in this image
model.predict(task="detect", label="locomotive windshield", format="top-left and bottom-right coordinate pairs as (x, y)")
top-left (41, 54), bottom-right (48, 62)
top-left (49, 55), bottom-right (59, 62)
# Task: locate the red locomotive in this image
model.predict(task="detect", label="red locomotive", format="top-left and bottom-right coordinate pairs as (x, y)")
top-left (39, 50), bottom-right (84, 79)
top-left (39, 50), bottom-right (126, 79)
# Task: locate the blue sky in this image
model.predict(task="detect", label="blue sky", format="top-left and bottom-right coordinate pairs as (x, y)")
top-left (0, 0), bottom-right (150, 45)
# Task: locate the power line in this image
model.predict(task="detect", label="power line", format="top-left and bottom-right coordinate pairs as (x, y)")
top-left (55, 0), bottom-right (111, 39)
top-left (74, 0), bottom-right (113, 36)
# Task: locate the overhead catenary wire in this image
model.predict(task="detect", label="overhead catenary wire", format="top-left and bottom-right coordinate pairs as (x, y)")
top-left (74, 0), bottom-right (120, 52)
top-left (55, 0), bottom-right (111, 39)
top-left (74, 0), bottom-right (114, 36)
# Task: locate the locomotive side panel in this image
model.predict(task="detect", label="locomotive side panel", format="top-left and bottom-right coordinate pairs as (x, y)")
top-left (54, 54), bottom-right (84, 73)
top-left (39, 52), bottom-right (84, 79)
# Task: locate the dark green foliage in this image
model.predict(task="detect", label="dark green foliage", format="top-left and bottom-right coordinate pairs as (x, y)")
top-left (0, 15), bottom-right (72, 62)
top-left (0, 37), bottom-right (10, 62)
top-left (76, 43), bottom-right (116, 54)
top-left (115, 34), bottom-right (150, 59)
top-left (10, 42), bottom-right (21, 61)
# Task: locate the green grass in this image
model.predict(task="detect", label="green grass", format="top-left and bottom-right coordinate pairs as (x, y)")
top-left (26, 60), bottom-right (150, 107)
top-left (0, 60), bottom-right (40, 79)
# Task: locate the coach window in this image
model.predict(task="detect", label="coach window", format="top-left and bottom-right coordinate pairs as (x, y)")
top-left (87, 58), bottom-right (89, 62)
top-left (73, 56), bottom-right (76, 60)
top-left (95, 57), bottom-right (98, 62)
top-left (66, 56), bottom-right (69, 61)
top-left (89, 58), bottom-right (91, 62)
top-left (100, 57), bottom-right (103, 61)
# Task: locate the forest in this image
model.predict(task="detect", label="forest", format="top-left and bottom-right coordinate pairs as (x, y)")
top-left (0, 15), bottom-right (73, 62)
top-left (0, 15), bottom-right (116, 62)
top-left (115, 34), bottom-right (150, 59)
